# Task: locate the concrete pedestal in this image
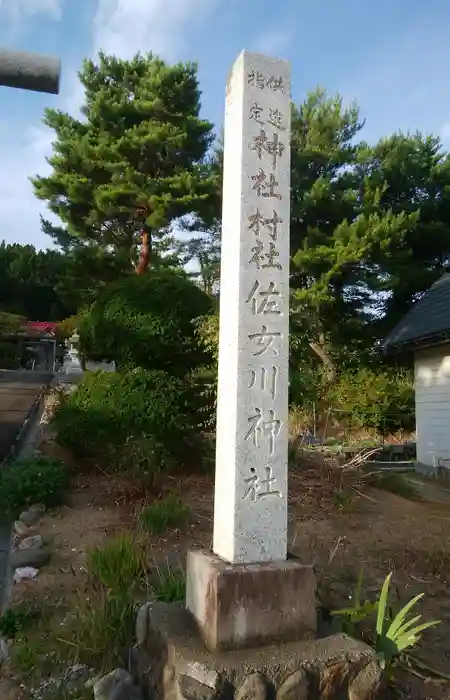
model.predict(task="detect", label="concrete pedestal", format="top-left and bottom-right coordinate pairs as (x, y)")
top-left (186, 549), bottom-right (316, 652)
top-left (135, 601), bottom-right (385, 700)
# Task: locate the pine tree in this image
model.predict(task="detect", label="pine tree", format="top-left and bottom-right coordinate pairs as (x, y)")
top-left (32, 52), bottom-right (215, 274)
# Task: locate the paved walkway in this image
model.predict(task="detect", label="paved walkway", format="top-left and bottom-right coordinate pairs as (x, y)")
top-left (0, 370), bottom-right (52, 611)
top-left (0, 370), bottom-right (52, 460)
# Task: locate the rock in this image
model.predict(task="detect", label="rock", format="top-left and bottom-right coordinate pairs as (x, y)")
top-left (319, 662), bottom-right (352, 699)
top-left (94, 668), bottom-right (143, 700)
top-left (65, 663), bottom-right (93, 688)
top-left (0, 680), bottom-right (21, 700)
top-left (277, 670), bottom-right (309, 700)
top-left (10, 547), bottom-right (50, 570)
top-left (349, 661), bottom-right (385, 700)
top-left (18, 534), bottom-right (43, 551)
top-left (19, 504), bottom-right (45, 527)
top-left (13, 520), bottom-right (30, 537)
top-left (0, 636), bottom-right (11, 663)
top-left (135, 603), bottom-right (150, 647)
top-left (128, 645), bottom-right (140, 682)
top-left (236, 673), bottom-right (272, 700)
top-left (127, 690), bottom-right (144, 700)
top-left (13, 567), bottom-right (38, 583)
top-left (179, 674), bottom-right (217, 700)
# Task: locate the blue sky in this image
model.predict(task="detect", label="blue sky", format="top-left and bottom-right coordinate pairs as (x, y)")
top-left (0, 0), bottom-right (450, 249)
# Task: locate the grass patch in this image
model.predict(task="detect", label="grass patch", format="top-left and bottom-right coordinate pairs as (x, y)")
top-left (0, 603), bottom-right (39, 639)
top-left (57, 590), bottom-right (137, 671)
top-left (139, 494), bottom-right (189, 535)
top-left (87, 533), bottom-right (147, 593)
top-left (152, 563), bottom-right (186, 602)
top-left (368, 472), bottom-right (419, 500)
top-left (58, 534), bottom-right (147, 670)
top-left (0, 455), bottom-right (68, 520)
top-left (9, 636), bottom-right (39, 676)
top-left (424, 545), bottom-right (450, 578)
top-left (333, 488), bottom-right (355, 510)
top-left (10, 536), bottom-right (145, 682)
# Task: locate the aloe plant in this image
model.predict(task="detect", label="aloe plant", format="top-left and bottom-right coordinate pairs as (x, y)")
top-left (331, 569), bottom-right (440, 670)
top-left (375, 572), bottom-right (440, 669)
top-left (331, 569), bottom-right (378, 635)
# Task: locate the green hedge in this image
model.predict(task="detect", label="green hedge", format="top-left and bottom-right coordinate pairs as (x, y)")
top-left (78, 269), bottom-right (213, 375)
top-left (0, 456), bottom-right (68, 519)
top-left (53, 368), bottom-right (202, 477)
top-left (0, 340), bottom-right (21, 370)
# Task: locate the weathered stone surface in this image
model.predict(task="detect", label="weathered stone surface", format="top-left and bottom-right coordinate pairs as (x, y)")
top-left (0, 636), bottom-right (11, 662)
top-left (277, 670), bottom-right (309, 700)
top-left (349, 661), bottom-right (385, 700)
top-left (18, 534), bottom-right (43, 551)
top-left (179, 663), bottom-right (219, 692)
top-left (93, 668), bottom-right (143, 700)
top-left (213, 50), bottom-right (292, 565)
top-left (13, 520), bottom-right (30, 537)
top-left (128, 644), bottom-right (140, 684)
top-left (0, 679), bottom-right (21, 700)
top-left (65, 663), bottom-right (93, 688)
top-left (179, 673), bottom-right (218, 700)
top-left (136, 602), bottom-right (151, 646)
top-left (236, 673), bottom-right (272, 700)
top-left (318, 662), bottom-right (352, 699)
top-left (136, 602), bottom-right (385, 700)
top-left (186, 549), bottom-right (316, 651)
top-left (19, 503), bottom-right (45, 527)
top-left (10, 547), bottom-right (50, 569)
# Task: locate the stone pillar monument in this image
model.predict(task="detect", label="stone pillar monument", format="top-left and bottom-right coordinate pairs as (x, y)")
top-left (185, 51), bottom-right (316, 652)
top-left (135, 51), bottom-right (384, 700)
top-left (213, 51), bottom-right (291, 565)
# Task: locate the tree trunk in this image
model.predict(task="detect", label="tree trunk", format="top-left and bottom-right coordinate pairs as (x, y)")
top-left (309, 336), bottom-right (336, 381)
top-left (135, 230), bottom-right (151, 275)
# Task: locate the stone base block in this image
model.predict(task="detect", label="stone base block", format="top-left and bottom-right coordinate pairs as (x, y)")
top-left (185, 549), bottom-right (316, 651)
top-left (135, 601), bottom-right (385, 700)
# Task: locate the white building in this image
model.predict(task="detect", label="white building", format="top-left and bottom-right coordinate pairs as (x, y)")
top-left (384, 274), bottom-right (450, 474)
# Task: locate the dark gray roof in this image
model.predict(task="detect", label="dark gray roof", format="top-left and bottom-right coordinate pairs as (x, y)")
top-left (383, 274), bottom-right (450, 349)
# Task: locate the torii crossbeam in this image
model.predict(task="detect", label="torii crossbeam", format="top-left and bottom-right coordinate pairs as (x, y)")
top-left (0, 48), bottom-right (61, 95)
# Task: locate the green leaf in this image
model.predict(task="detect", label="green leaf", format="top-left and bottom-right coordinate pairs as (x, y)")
top-left (385, 593), bottom-right (425, 638)
top-left (376, 572), bottom-right (393, 636)
top-left (391, 614), bottom-right (422, 640)
top-left (394, 620), bottom-right (441, 650)
top-left (353, 568), bottom-right (364, 608)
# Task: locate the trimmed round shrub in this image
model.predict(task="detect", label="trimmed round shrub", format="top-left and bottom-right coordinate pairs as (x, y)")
top-left (0, 455), bottom-right (69, 519)
top-left (53, 368), bottom-right (201, 476)
top-left (78, 269), bottom-right (213, 374)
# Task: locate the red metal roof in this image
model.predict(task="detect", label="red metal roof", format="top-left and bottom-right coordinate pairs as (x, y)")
top-left (25, 321), bottom-right (57, 335)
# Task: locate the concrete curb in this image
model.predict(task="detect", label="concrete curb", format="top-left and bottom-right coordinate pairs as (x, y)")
top-left (0, 377), bottom-right (53, 614)
top-left (3, 384), bottom-right (49, 465)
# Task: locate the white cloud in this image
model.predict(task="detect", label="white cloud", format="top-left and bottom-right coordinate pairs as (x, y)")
top-left (0, 0), bottom-right (221, 249)
top-left (0, 121), bottom-right (55, 248)
top-left (0, 0), bottom-right (63, 22)
top-left (251, 30), bottom-right (292, 58)
top-left (92, 0), bottom-right (219, 60)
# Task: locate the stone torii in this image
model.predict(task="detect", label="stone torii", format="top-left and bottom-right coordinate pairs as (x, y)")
top-left (0, 48), bottom-right (61, 94)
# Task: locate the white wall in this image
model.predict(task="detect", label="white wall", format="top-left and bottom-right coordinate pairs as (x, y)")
top-left (85, 360), bottom-right (116, 372)
top-left (415, 344), bottom-right (450, 468)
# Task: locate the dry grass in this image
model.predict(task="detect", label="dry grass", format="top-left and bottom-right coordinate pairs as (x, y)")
top-left (4, 446), bottom-right (450, 699)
